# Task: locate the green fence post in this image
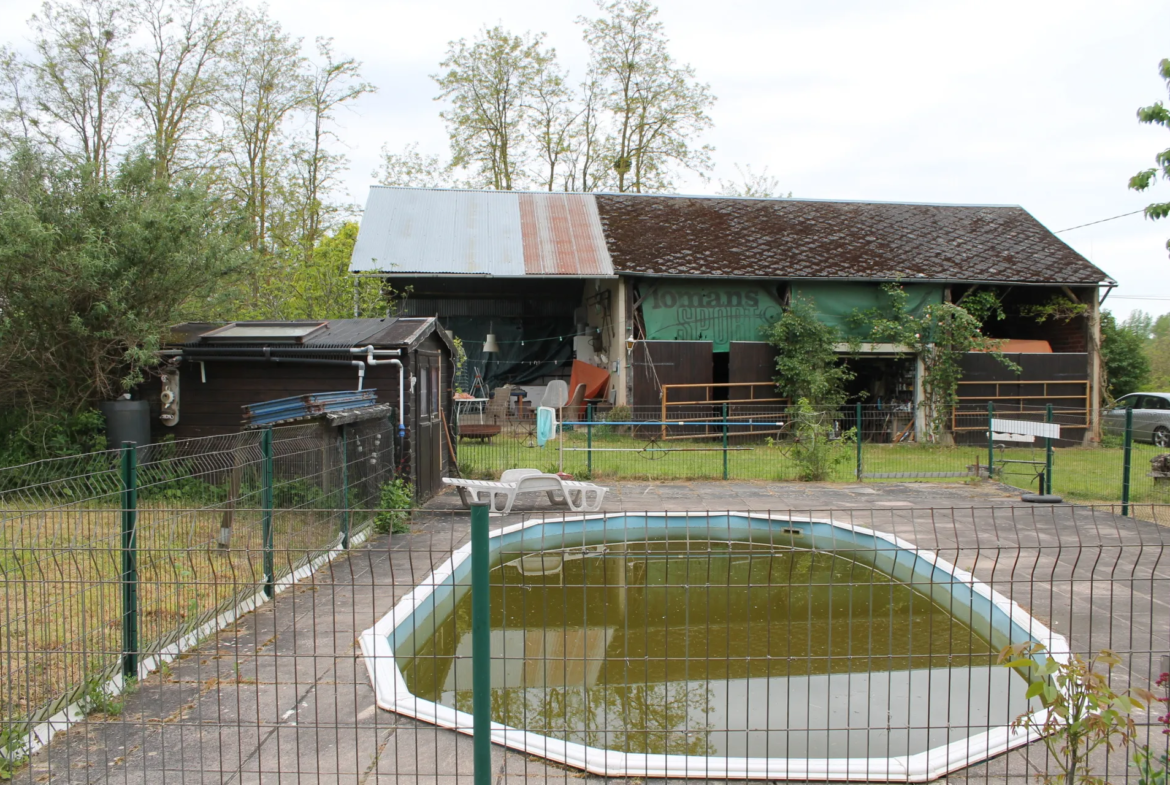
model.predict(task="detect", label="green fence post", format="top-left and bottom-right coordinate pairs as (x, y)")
top-left (261, 427), bottom-right (275, 597)
top-left (1045, 404), bottom-right (1054, 495)
top-left (339, 424), bottom-right (350, 549)
top-left (120, 441), bottom-right (138, 681)
top-left (1122, 406), bottom-right (1133, 517)
top-left (470, 502), bottom-right (491, 785)
top-left (855, 402), bottom-right (863, 481)
top-left (586, 404), bottom-right (593, 479)
top-left (987, 401), bottom-right (995, 480)
top-left (722, 402), bottom-right (729, 481)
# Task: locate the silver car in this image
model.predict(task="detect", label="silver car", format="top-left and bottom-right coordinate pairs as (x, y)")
top-left (1102, 392), bottom-right (1170, 447)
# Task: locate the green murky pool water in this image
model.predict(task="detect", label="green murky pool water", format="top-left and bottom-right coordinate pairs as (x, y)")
top-left (397, 542), bottom-right (1033, 758)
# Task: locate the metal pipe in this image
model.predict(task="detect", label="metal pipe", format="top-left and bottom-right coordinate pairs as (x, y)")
top-left (357, 347), bottom-right (406, 435)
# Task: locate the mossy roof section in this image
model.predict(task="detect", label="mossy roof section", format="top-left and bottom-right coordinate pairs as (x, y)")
top-left (594, 194), bottom-right (1112, 286)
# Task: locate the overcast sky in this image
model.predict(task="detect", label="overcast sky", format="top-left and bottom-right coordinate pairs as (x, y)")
top-left (2, 0), bottom-right (1168, 319)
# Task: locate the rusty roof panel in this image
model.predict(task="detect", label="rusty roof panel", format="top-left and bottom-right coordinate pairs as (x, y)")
top-left (518, 192), bottom-right (613, 276)
top-left (593, 195), bottom-right (1112, 285)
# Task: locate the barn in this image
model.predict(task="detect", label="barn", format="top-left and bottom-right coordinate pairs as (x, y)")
top-left (350, 187), bottom-right (1114, 443)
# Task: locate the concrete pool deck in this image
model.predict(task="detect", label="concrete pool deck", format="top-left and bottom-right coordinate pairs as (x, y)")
top-left (22, 481), bottom-right (1170, 784)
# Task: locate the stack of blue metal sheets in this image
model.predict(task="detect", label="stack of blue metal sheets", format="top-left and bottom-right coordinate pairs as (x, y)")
top-left (242, 389), bottom-right (378, 427)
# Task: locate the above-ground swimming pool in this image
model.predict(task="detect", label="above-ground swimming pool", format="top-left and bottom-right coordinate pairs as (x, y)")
top-left (360, 513), bottom-right (1066, 781)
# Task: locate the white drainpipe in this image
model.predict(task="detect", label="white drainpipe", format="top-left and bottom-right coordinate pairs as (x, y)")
top-left (353, 347), bottom-right (405, 437)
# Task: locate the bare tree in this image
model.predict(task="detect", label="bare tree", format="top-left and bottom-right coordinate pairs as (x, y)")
top-left (433, 26), bottom-right (551, 190)
top-left (718, 164), bottom-right (789, 198)
top-left (129, 0), bottom-right (235, 180)
top-left (526, 53), bottom-right (578, 191)
top-left (374, 142), bottom-right (453, 188)
top-left (288, 37), bottom-right (374, 261)
top-left (579, 0), bottom-right (714, 193)
top-left (5, 0), bottom-right (133, 181)
top-left (561, 74), bottom-right (609, 192)
top-left (217, 7), bottom-right (306, 254)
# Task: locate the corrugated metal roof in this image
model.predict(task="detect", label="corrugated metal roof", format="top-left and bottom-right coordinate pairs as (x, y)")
top-left (518, 192), bottom-right (612, 275)
top-left (350, 187), bottom-right (614, 277)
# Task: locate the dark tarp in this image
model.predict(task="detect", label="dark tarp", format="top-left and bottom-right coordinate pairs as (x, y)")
top-left (443, 316), bottom-right (575, 391)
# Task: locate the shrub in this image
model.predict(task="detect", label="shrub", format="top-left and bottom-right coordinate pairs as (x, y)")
top-left (374, 477), bottom-right (414, 535)
top-left (789, 398), bottom-right (854, 481)
top-left (1000, 643), bottom-right (1155, 785)
top-left (601, 405), bottom-right (632, 435)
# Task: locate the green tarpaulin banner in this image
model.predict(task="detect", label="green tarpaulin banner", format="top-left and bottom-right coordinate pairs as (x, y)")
top-left (640, 282), bottom-right (784, 352)
top-left (791, 283), bottom-right (945, 339)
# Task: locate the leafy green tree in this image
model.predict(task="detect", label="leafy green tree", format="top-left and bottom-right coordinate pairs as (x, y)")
top-left (1130, 58), bottom-right (1170, 248)
top-left (0, 147), bottom-right (245, 415)
top-left (1101, 311), bottom-right (1151, 400)
top-left (1148, 314), bottom-right (1170, 389)
top-left (241, 222), bottom-right (387, 320)
top-left (579, 0), bottom-right (715, 192)
top-left (762, 295), bottom-right (854, 408)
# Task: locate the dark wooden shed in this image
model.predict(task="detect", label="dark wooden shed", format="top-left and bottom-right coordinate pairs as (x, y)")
top-left (141, 317), bottom-right (455, 500)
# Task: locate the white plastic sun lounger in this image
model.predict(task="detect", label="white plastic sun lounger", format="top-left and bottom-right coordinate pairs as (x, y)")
top-left (442, 473), bottom-right (607, 514)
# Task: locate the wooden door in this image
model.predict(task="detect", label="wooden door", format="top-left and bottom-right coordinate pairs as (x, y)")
top-left (631, 341), bottom-right (713, 434)
top-left (415, 353), bottom-right (443, 499)
top-left (728, 342), bottom-right (779, 402)
top-left (728, 342), bottom-right (782, 438)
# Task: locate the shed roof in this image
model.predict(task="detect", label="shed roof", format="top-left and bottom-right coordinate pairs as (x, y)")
top-left (349, 187), bottom-right (614, 277)
top-left (172, 317), bottom-right (450, 351)
top-left (594, 194), bottom-right (1112, 285)
top-left (351, 188), bottom-right (1112, 286)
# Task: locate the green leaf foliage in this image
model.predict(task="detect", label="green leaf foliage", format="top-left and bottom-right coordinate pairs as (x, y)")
top-left (1101, 311), bottom-right (1151, 400)
top-left (999, 642), bottom-right (1146, 785)
top-left (0, 147), bottom-right (245, 417)
top-left (762, 295), bottom-right (854, 408)
top-left (1129, 58), bottom-right (1170, 250)
top-left (373, 477), bottom-right (414, 535)
top-left (848, 283), bottom-right (1018, 443)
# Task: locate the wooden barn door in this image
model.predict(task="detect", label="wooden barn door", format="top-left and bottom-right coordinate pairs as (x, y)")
top-left (631, 341), bottom-right (713, 433)
top-left (415, 352), bottom-right (443, 499)
top-left (728, 341), bottom-right (782, 438)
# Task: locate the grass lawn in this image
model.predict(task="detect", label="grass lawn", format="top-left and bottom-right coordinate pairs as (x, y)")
top-left (458, 429), bottom-right (1170, 509)
top-left (0, 501), bottom-right (368, 736)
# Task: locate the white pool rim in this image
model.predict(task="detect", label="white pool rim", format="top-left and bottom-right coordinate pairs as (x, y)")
top-left (359, 512), bottom-right (1067, 782)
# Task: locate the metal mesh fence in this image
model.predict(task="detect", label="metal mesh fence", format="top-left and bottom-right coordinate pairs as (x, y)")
top-left (454, 404), bottom-right (1170, 516)
top-left (4, 502), bottom-right (1169, 783)
top-left (0, 418), bottom-right (397, 773)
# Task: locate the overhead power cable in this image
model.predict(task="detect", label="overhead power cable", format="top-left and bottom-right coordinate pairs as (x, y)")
top-left (1055, 209), bottom-right (1145, 233)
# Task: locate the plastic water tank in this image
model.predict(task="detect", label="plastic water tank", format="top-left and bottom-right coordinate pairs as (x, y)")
top-left (99, 400), bottom-right (151, 449)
